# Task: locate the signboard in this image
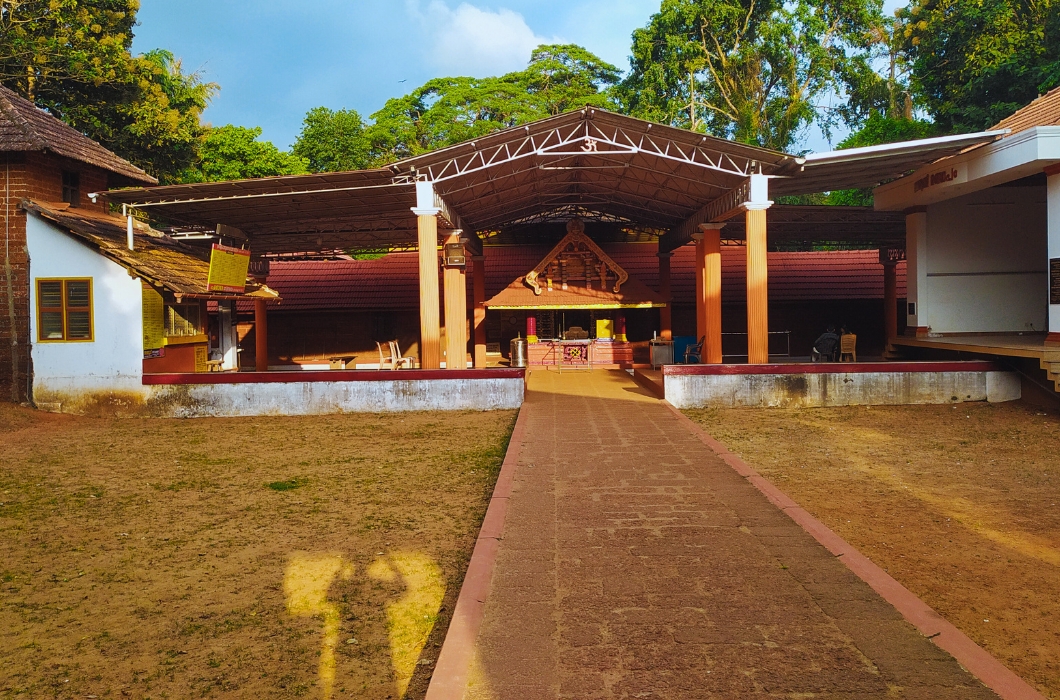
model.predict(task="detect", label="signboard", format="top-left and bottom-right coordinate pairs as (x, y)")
top-left (142, 283), bottom-right (165, 358)
top-left (207, 244), bottom-right (251, 293)
top-left (913, 166), bottom-right (964, 194)
top-left (1052, 259), bottom-right (1060, 305)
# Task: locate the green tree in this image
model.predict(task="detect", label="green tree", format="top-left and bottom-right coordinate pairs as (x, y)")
top-left (618, 0), bottom-right (884, 151)
top-left (825, 111), bottom-right (935, 205)
top-left (0, 1), bottom-right (215, 182)
top-left (509, 44), bottom-right (621, 116)
top-left (292, 107), bottom-right (371, 173)
top-left (363, 44), bottom-right (620, 166)
top-left (181, 125), bottom-right (309, 183)
top-left (900, 0), bottom-right (1060, 133)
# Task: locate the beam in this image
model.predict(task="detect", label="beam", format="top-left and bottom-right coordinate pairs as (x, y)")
top-left (660, 176), bottom-right (769, 253)
top-left (419, 180), bottom-right (483, 257)
top-left (700, 224), bottom-right (725, 363)
top-left (657, 251), bottom-right (672, 340)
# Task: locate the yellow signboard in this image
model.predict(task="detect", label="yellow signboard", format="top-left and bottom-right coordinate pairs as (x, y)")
top-left (207, 243), bottom-right (251, 293)
top-left (142, 283), bottom-right (164, 356)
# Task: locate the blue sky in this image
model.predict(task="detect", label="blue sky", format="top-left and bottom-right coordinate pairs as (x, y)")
top-left (133, 1), bottom-right (906, 154)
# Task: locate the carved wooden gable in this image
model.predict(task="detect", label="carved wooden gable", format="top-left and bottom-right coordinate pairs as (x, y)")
top-left (524, 218), bottom-right (629, 295)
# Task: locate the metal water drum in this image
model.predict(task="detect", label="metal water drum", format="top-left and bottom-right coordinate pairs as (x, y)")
top-left (510, 337), bottom-right (528, 368)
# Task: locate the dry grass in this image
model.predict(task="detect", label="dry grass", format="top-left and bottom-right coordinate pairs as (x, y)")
top-left (685, 401), bottom-right (1060, 699)
top-left (0, 403), bottom-right (516, 699)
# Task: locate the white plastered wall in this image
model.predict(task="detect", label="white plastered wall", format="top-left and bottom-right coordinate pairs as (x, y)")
top-left (26, 212), bottom-right (146, 400)
top-left (1049, 172), bottom-right (1060, 334)
top-left (921, 184), bottom-right (1047, 333)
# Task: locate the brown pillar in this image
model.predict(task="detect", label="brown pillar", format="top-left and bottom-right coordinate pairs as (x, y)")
top-left (443, 233), bottom-right (467, 370)
top-left (700, 224), bottom-right (724, 364)
top-left (472, 255), bottom-right (487, 367)
top-left (694, 235), bottom-right (706, 344)
top-left (416, 212), bottom-right (441, 369)
top-left (883, 261), bottom-right (898, 342)
top-left (658, 251), bottom-right (672, 340)
top-left (254, 296), bottom-right (268, 372)
top-left (745, 207), bottom-right (769, 364)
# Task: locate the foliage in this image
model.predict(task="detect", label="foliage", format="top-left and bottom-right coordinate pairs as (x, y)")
top-left (618, 0), bottom-right (885, 151)
top-left (180, 125), bottom-right (308, 183)
top-left (294, 44), bottom-right (621, 170)
top-left (292, 106), bottom-right (372, 172)
top-left (0, 0), bottom-right (215, 183)
top-left (825, 111), bottom-right (934, 205)
top-left (900, 0), bottom-right (1060, 133)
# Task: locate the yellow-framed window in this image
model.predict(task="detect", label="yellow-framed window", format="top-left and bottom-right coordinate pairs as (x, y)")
top-left (36, 278), bottom-right (93, 342)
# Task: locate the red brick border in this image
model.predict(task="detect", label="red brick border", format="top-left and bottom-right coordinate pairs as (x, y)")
top-left (663, 360), bottom-right (999, 377)
top-left (142, 368), bottom-right (525, 385)
top-left (425, 405), bottom-right (530, 700)
top-left (664, 401), bottom-right (1046, 700)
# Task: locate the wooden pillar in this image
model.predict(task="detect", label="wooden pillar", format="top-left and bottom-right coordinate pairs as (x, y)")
top-left (658, 251), bottom-right (672, 340)
top-left (472, 255), bottom-right (487, 367)
top-left (253, 296), bottom-right (268, 372)
top-left (745, 207), bottom-right (769, 364)
top-left (700, 224), bottom-right (724, 364)
top-left (883, 261), bottom-right (898, 342)
top-left (694, 235), bottom-right (706, 343)
top-left (443, 233), bottom-right (467, 370)
top-left (416, 211), bottom-right (441, 369)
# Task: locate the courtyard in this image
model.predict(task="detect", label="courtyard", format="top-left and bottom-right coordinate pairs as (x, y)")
top-left (686, 401), bottom-right (1060, 698)
top-left (0, 403), bottom-right (516, 699)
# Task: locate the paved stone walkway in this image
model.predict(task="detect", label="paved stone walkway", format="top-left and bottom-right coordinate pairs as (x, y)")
top-left (461, 370), bottom-right (997, 699)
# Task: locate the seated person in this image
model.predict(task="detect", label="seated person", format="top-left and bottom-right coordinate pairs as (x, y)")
top-left (811, 325), bottom-right (840, 362)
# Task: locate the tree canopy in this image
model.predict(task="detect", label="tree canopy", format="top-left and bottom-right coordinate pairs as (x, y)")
top-left (900, 0), bottom-right (1060, 133)
top-left (180, 125), bottom-right (309, 183)
top-left (290, 44), bottom-right (621, 172)
top-left (618, 0), bottom-right (885, 151)
top-left (0, 0), bottom-right (215, 183)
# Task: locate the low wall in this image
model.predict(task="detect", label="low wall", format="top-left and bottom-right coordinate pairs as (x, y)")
top-left (37, 369), bottom-right (526, 417)
top-left (143, 369), bottom-right (526, 417)
top-left (663, 362), bottom-right (1020, 409)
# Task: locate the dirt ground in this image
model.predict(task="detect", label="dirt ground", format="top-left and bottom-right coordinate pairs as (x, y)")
top-left (685, 400), bottom-right (1060, 699)
top-left (0, 403), bottom-right (516, 700)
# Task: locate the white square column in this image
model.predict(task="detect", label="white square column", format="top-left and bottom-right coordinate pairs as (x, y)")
top-left (1049, 168), bottom-right (1060, 342)
top-left (905, 208), bottom-right (929, 335)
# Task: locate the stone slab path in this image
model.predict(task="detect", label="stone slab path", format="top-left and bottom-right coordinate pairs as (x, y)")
top-left (456, 370), bottom-right (998, 699)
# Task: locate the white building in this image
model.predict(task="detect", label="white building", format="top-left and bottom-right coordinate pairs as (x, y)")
top-left (874, 87), bottom-right (1060, 396)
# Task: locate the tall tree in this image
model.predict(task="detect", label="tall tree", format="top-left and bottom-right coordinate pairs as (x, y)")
top-left (0, 0), bottom-right (215, 182)
top-left (901, 0), bottom-right (1060, 132)
top-left (619, 0), bottom-right (884, 151)
top-left (292, 107), bottom-right (372, 173)
top-left (180, 125), bottom-right (308, 183)
top-left (364, 44), bottom-right (620, 166)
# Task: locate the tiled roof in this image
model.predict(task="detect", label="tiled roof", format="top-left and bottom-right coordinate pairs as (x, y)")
top-left (23, 200), bottom-right (271, 299)
top-left (260, 245), bottom-right (905, 312)
top-left (0, 85), bottom-right (156, 184)
top-left (993, 84), bottom-right (1060, 134)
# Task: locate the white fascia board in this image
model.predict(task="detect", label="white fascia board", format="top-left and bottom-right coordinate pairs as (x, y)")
top-left (874, 127), bottom-right (1060, 211)
top-left (802, 130), bottom-right (1008, 164)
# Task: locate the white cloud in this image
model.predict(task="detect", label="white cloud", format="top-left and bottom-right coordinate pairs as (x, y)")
top-left (406, 1), bottom-right (559, 77)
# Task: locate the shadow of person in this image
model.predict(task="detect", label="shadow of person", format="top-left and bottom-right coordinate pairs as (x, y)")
top-left (284, 551), bottom-right (445, 699)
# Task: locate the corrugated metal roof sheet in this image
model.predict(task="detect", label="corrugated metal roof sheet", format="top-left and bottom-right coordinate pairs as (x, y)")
top-left (0, 86), bottom-right (156, 184)
top-left (262, 245), bottom-right (906, 312)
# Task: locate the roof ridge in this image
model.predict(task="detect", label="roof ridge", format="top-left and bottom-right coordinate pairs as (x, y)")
top-left (0, 85), bottom-right (48, 151)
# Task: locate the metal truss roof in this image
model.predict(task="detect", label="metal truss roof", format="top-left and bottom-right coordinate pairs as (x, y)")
top-left (99, 109), bottom-right (1000, 256)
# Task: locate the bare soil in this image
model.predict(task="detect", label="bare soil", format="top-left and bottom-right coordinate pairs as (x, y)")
top-left (0, 403), bottom-right (516, 699)
top-left (685, 401), bottom-right (1060, 699)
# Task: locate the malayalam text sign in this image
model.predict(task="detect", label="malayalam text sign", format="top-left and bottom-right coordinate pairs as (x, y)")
top-left (207, 244), bottom-right (251, 293)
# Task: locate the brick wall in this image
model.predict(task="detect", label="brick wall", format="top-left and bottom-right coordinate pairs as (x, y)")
top-left (0, 151), bottom-right (110, 403)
